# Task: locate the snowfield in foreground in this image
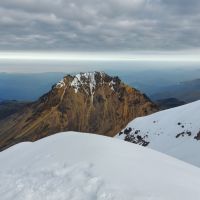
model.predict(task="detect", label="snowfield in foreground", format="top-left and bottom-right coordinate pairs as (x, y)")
top-left (1, 132), bottom-right (200, 200)
top-left (117, 100), bottom-right (200, 167)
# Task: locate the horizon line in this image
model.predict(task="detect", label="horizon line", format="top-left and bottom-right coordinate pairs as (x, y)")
top-left (0, 51), bottom-right (200, 62)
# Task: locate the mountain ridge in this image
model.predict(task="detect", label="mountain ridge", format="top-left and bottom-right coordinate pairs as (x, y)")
top-left (117, 100), bottom-right (200, 166)
top-left (151, 78), bottom-right (200, 103)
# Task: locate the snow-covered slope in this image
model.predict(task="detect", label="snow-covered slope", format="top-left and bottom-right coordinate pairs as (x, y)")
top-left (117, 100), bottom-right (200, 167)
top-left (1, 132), bottom-right (200, 200)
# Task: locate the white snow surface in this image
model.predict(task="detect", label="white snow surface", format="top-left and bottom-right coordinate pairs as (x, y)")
top-left (117, 100), bottom-right (200, 167)
top-left (1, 132), bottom-right (200, 200)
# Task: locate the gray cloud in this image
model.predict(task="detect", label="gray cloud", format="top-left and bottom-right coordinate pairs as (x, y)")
top-left (0, 0), bottom-right (200, 51)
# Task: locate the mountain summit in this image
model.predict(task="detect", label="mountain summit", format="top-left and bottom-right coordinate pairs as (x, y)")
top-left (0, 72), bottom-right (158, 150)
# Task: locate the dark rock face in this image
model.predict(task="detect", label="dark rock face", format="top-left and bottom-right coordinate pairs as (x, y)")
top-left (0, 72), bottom-right (158, 150)
top-left (176, 131), bottom-right (192, 138)
top-left (0, 100), bottom-right (29, 120)
top-left (120, 127), bottom-right (150, 146)
top-left (194, 131), bottom-right (200, 140)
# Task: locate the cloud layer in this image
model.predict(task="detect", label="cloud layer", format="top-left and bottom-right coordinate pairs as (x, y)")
top-left (0, 0), bottom-right (200, 51)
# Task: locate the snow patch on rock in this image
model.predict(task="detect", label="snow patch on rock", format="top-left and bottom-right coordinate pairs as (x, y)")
top-left (109, 80), bottom-right (116, 91)
top-left (55, 79), bottom-right (65, 88)
top-left (71, 72), bottom-right (98, 95)
top-left (70, 72), bottom-right (117, 94)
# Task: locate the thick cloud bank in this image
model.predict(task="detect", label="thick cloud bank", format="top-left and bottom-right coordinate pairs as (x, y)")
top-left (0, 0), bottom-right (200, 51)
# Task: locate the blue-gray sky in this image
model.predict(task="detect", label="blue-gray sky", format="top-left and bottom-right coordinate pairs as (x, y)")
top-left (0, 0), bottom-right (200, 51)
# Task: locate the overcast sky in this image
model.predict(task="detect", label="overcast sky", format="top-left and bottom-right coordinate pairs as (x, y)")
top-left (0, 0), bottom-right (200, 52)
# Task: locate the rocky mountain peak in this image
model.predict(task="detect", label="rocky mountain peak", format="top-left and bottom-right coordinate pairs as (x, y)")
top-left (0, 72), bottom-right (158, 150)
top-left (55, 71), bottom-right (119, 93)
top-left (50, 72), bottom-right (121, 103)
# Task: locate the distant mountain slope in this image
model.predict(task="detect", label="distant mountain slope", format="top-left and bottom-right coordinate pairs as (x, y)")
top-left (0, 72), bottom-right (65, 101)
top-left (0, 100), bottom-right (29, 120)
top-left (151, 79), bottom-right (200, 103)
top-left (1, 132), bottom-right (200, 200)
top-left (0, 72), bottom-right (157, 150)
top-left (155, 97), bottom-right (185, 110)
top-left (117, 100), bottom-right (200, 167)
